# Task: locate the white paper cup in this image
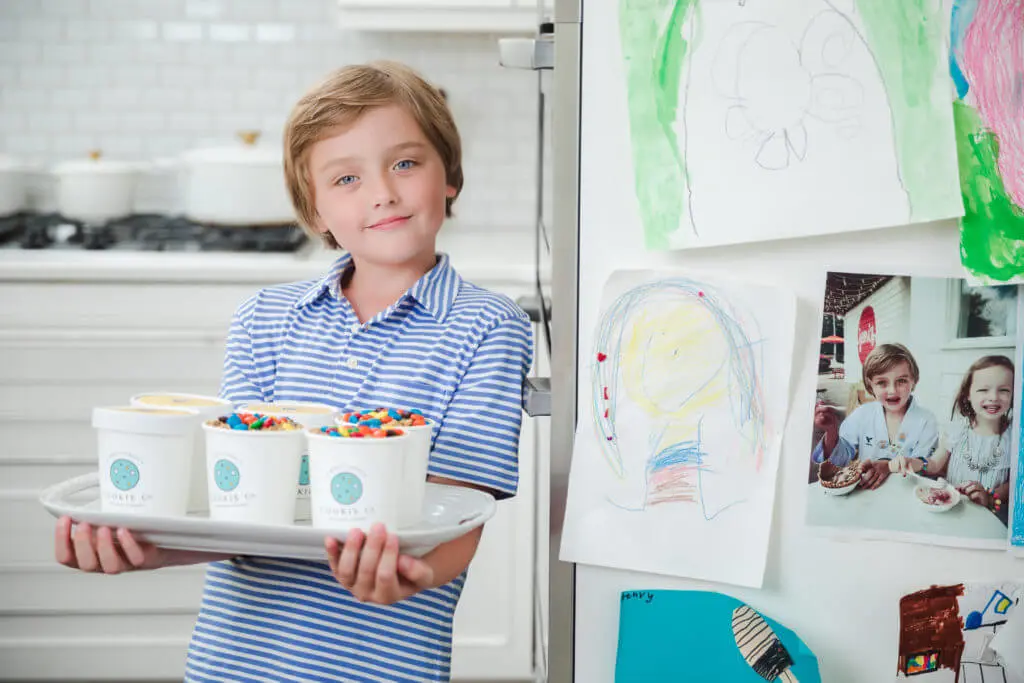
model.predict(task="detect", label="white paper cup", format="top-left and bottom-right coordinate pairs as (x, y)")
top-left (307, 429), bottom-right (411, 531)
top-left (394, 420), bottom-right (433, 527)
top-left (93, 407), bottom-right (201, 516)
top-left (236, 401), bottom-right (338, 519)
top-left (202, 421), bottom-right (305, 525)
top-left (131, 392), bottom-right (233, 513)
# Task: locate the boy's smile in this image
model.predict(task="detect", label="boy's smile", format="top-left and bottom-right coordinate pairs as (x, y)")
top-left (869, 361), bottom-right (914, 415)
top-left (969, 365), bottom-right (1013, 423)
top-left (307, 104), bottom-right (456, 270)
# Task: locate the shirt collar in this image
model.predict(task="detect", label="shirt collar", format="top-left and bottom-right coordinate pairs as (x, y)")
top-left (294, 252), bottom-right (462, 323)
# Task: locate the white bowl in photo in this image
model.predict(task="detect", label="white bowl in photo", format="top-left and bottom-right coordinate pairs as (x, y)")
top-left (914, 482), bottom-right (961, 512)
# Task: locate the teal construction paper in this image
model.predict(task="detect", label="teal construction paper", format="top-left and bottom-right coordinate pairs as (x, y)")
top-left (615, 590), bottom-right (821, 682)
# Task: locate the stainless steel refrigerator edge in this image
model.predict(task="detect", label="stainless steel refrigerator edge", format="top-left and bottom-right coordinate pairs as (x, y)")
top-left (551, 0), bottom-right (581, 680)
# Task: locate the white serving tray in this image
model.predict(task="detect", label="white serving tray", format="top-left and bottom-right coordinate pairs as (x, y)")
top-left (40, 473), bottom-right (496, 560)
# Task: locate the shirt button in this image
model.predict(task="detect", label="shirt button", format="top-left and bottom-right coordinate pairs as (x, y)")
top-left (350, 323), bottom-right (360, 333)
top-left (346, 357), bottom-right (359, 369)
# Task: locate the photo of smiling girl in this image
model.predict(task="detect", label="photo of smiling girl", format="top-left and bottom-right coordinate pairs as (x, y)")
top-left (891, 355), bottom-right (1014, 524)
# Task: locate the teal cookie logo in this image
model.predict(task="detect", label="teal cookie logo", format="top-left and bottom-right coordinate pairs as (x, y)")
top-left (213, 459), bottom-right (240, 491)
top-left (298, 454), bottom-right (310, 486)
top-left (109, 458), bottom-right (140, 491)
top-left (331, 472), bottom-right (363, 505)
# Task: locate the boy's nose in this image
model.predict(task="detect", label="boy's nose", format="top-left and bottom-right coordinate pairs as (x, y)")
top-left (372, 175), bottom-right (398, 207)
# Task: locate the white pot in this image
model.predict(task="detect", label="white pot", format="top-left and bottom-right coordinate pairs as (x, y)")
top-left (0, 155), bottom-right (28, 217)
top-left (53, 152), bottom-right (139, 224)
top-left (180, 131), bottom-right (295, 226)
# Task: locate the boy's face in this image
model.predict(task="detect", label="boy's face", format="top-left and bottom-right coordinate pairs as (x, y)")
top-left (307, 104), bottom-right (455, 268)
top-left (969, 365), bottom-right (1013, 422)
top-left (868, 361), bottom-right (915, 414)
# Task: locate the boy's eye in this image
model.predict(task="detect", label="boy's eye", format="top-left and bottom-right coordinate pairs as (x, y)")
top-left (394, 159), bottom-right (416, 171)
top-left (335, 175), bottom-right (358, 186)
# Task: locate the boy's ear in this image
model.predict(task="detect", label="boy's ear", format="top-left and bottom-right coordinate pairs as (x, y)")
top-left (445, 185), bottom-right (457, 198)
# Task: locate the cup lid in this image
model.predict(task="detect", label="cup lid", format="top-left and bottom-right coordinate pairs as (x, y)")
top-left (133, 392), bottom-right (232, 408)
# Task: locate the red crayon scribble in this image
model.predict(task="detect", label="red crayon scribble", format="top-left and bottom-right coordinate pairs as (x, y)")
top-left (698, 290), bottom-right (704, 298)
top-left (597, 352), bottom-right (607, 362)
top-left (604, 408), bottom-right (609, 418)
top-left (603, 387), bottom-right (609, 400)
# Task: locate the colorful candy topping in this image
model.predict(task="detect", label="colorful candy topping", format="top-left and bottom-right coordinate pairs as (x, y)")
top-left (318, 425), bottom-right (405, 438)
top-left (339, 407), bottom-right (428, 429)
top-left (207, 412), bottom-right (302, 431)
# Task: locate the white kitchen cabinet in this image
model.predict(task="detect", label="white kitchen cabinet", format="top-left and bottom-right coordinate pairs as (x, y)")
top-left (0, 254), bottom-right (538, 681)
top-left (336, 0), bottom-right (543, 33)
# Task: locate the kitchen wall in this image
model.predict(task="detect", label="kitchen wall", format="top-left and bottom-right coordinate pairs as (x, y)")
top-left (0, 0), bottom-right (538, 239)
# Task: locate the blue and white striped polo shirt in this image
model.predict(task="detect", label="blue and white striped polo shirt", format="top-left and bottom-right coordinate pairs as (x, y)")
top-left (184, 252), bottom-right (534, 682)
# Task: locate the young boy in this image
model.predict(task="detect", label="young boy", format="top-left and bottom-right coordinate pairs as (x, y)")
top-left (54, 61), bottom-right (534, 681)
top-left (811, 343), bottom-right (939, 490)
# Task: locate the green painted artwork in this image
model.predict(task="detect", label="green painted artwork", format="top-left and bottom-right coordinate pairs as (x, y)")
top-left (618, 0), bottom-right (964, 250)
top-left (950, 0), bottom-right (1024, 283)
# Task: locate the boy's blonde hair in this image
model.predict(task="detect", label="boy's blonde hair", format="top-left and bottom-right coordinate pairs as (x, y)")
top-left (283, 61), bottom-right (463, 248)
top-left (862, 343), bottom-right (920, 396)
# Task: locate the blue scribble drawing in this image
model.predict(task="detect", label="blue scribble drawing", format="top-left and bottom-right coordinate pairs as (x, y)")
top-left (591, 278), bottom-right (769, 520)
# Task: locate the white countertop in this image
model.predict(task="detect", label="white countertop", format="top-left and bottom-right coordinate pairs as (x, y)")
top-left (0, 232), bottom-right (541, 287)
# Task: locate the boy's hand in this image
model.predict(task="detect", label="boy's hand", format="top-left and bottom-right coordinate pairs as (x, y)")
top-left (813, 403), bottom-right (839, 432)
top-left (888, 455), bottom-right (918, 477)
top-left (326, 523), bottom-right (435, 605)
top-left (858, 459), bottom-right (890, 490)
top-left (54, 516), bottom-right (165, 574)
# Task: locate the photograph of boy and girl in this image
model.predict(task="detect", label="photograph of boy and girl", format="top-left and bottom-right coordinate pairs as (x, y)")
top-left (806, 272), bottom-right (1020, 547)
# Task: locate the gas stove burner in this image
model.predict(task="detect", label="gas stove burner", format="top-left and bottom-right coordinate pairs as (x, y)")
top-left (1, 213), bottom-right (309, 253)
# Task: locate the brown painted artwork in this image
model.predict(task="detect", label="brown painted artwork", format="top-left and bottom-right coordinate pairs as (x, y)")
top-left (897, 584), bottom-right (966, 680)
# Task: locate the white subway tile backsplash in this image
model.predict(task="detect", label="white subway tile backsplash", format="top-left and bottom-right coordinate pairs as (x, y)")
top-left (65, 19), bottom-right (110, 42)
top-left (42, 0), bottom-right (89, 18)
top-left (168, 111), bottom-right (213, 132)
top-left (103, 88), bottom-right (142, 107)
top-left (18, 65), bottom-right (66, 88)
top-left (3, 88), bottom-right (49, 108)
top-left (74, 111), bottom-right (120, 132)
top-left (161, 65), bottom-right (207, 88)
top-left (162, 21), bottom-right (204, 42)
top-left (208, 22), bottom-right (250, 42)
top-left (50, 88), bottom-right (92, 107)
top-left (0, 0), bottom-right (535, 232)
top-left (231, 0), bottom-right (279, 22)
top-left (4, 42), bottom-right (42, 64)
top-left (112, 20), bottom-right (160, 41)
top-left (67, 65), bottom-right (107, 88)
top-left (184, 0), bottom-right (225, 19)
top-left (255, 23), bottom-right (295, 43)
top-left (15, 19), bottom-right (64, 41)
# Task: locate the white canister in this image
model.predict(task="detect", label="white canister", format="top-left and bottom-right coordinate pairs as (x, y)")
top-left (394, 419), bottom-right (434, 527)
top-left (202, 421), bottom-right (305, 525)
top-left (236, 401), bottom-right (338, 519)
top-left (53, 151), bottom-right (138, 224)
top-left (92, 407), bottom-right (201, 517)
top-left (130, 392), bottom-right (233, 513)
top-left (307, 430), bottom-right (411, 532)
top-left (0, 154), bottom-right (27, 217)
top-left (180, 131), bottom-right (295, 226)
